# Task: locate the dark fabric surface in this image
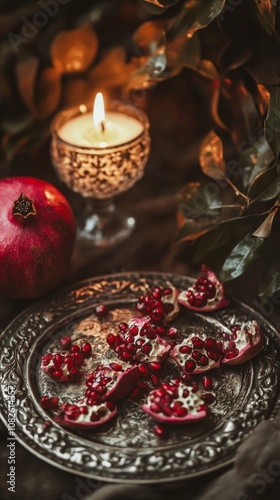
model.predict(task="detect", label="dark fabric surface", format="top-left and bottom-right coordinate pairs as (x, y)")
top-left (1, 74), bottom-right (280, 500)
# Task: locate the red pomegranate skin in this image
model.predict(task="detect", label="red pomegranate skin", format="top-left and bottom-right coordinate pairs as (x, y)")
top-left (0, 177), bottom-right (76, 300)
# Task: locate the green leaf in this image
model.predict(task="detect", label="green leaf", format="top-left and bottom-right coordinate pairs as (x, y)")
top-left (193, 215), bottom-right (260, 264)
top-left (259, 260), bottom-right (280, 302)
top-left (247, 164), bottom-right (277, 199)
top-left (178, 182), bottom-right (222, 219)
top-left (265, 85), bottom-right (280, 171)
top-left (199, 131), bottom-right (226, 180)
top-left (255, 175), bottom-right (280, 201)
top-left (219, 233), bottom-right (264, 282)
top-left (240, 135), bottom-right (274, 189)
top-left (167, 0), bottom-right (225, 41)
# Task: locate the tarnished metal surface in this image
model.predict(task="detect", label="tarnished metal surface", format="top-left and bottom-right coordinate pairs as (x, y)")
top-left (0, 273), bottom-right (279, 483)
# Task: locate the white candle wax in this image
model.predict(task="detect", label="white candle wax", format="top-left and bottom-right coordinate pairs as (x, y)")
top-left (58, 111), bottom-right (144, 148)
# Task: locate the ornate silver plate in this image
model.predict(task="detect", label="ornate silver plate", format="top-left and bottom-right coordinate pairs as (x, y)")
top-left (1, 272), bottom-right (280, 483)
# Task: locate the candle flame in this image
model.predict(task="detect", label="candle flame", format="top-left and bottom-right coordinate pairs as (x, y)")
top-left (93, 92), bottom-right (106, 132)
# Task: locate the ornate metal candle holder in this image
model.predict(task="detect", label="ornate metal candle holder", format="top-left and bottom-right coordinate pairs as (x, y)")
top-left (51, 101), bottom-right (150, 246)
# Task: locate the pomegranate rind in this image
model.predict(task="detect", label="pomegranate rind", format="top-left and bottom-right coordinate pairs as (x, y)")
top-left (178, 267), bottom-right (230, 312)
top-left (86, 364), bottom-right (141, 403)
top-left (55, 400), bottom-right (117, 429)
top-left (221, 320), bottom-right (263, 366)
top-left (142, 381), bottom-right (208, 424)
top-left (170, 333), bottom-right (222, 375)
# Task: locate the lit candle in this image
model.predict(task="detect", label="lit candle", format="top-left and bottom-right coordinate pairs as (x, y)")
top-left (58, 93), bottom-right (144, 148)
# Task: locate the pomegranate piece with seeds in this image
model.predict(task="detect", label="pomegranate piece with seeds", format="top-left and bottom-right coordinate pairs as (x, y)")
top-left (178, 265), bottom-right (230, 312)
top-left (142, 378), bottom-right (209, 424)
top-left (106, 316), bottom-right (171, 365)
top-left (136, 286), bottom-right (179, 323)
top-left (85, 362), bottom-right (140, 405)
top-left (55, 399), bottom-right (117, 430)
top-left (41, 344), bottom-right (88, 383)
top-left (221, 320), bottom-right (263, 365)
top-left (170, 333), bottom-right (223, 374)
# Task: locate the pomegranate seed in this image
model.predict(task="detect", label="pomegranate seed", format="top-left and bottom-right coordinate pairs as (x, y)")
top-left (109, 362), bottom-right (122, 371)
top-left (150, 403), bottom-right (161, 413)
top-left (184, 360), bottom-right (196, 372)
top-left (90, 413), bottom-right (100, 422)
top-left (147, 362), bottom-right (161, 373)
top-left (181, 374), bottom-right (194, 385)
top-left (156, 326), bottom-right (166, 336)
top-left (52, 369), bottom-right (62, 379)
top-left (173, 407), bottom-right (188, 417)
top-left (191, 336), bottom-right (204, 349)
top-left (71, 352), bottom-right (84, 366)
top-left (192, 350), bottom-right (202, 361)
top-left (130, 387), bottom-right (141, 400)
top-left (107, 334), bottom-right (116, 346)
top-left (207, 351), bottom-right (220, 361)
top-left (79, 406), bottom-right (88, 414)
top-left (82, 342), bottom-right (92, 357)
top-left (151, 374), bottom-right (160, 386)
top-left (167, 327), bottom-right (178, 339)
top-left (95, 304), bottom-right (108, 317)
top-left (40, 396), bottom-right (59, 410)
top-left (71, 345), bottom-right (80, 353)
top-left (117, 322), bottom-right (127, 332)
top-left (138, 364), bottom-right (149, 377)
top-left (197, 404), bottom-right (209, 413)
top-left (106, 401), bottom-right (116, 411)
top-left (202, 376), bottom-right (213, 390)
top-left (203, 393), bottom-right (216, 404)
top-left (179, 345), bottom-right (192, 354)
top-left (192, 383), bottom-right (199, 393)
top-left (182, 389), bottom-right (189, 397)
top-left (205, 337), bottom-right (219, 351)
top-left (197, 355), bottom-right (209, 366)
top-left (152, 287), bottom-right (162, 299)
top-left (53, 354), bottom-right (63, 367)
top-left (154, 425), bottom-right (168, 438)
top-left (141, 343), bottom-right (152, 355)
top-left (59, 335), bottom-right (71, 350)
top-left (121, 351), bottom-right (133, 361)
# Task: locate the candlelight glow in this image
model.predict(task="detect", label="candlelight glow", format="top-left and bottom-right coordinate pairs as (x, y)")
top-left (93, 92), bottom-right (106, 132)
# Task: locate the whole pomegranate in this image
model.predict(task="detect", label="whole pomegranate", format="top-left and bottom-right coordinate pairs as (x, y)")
top-left (0, 177), bottom-right (76, 300)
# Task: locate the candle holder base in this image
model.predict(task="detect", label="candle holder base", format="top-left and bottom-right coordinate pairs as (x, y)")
top-left (76, 199), bottom-right (136, 247)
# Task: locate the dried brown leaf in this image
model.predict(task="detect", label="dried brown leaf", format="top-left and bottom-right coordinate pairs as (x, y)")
top-left (199, 131), bottom-right (226, 180)
top-left (51, 24), bottom-right (99, 74)
top-left (253, 208), bottom-right (278, 238)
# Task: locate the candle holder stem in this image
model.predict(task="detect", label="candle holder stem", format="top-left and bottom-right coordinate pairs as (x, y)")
top-left (77, 198), bottom-right (136, 246)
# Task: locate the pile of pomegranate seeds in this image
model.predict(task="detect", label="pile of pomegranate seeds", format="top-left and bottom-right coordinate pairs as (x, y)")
top-left (41, 336), bottom-right (92, 383)
top-left (40, 274), bottom-right (264, 437)
top-left (136, 286), bottom-right (179, 323)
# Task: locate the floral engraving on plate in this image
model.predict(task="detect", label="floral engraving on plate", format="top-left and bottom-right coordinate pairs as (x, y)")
top-left (0, 272), bottom-right (280, 482)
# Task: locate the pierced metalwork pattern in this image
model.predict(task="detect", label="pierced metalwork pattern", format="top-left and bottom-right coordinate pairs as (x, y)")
top-left (50, 103), bottom-right (150, 199)
top-left (0, 272), bottom-right (280, 483)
